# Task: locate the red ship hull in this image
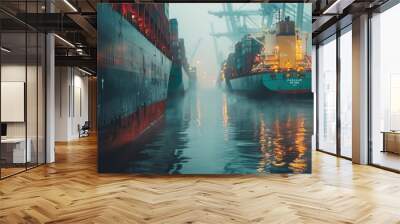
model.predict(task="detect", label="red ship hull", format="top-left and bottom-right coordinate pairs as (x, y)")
top-left (102, 100), bottom-right (166, 150)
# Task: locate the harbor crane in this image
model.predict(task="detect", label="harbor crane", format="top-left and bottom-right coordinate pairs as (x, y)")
top-left (189, 37), bottom-right (203, 65)
top-left (208, 3), bottom-right (312, 67)
top-left (209, 3), bottom-right (311, 42)
top-left (210, 23), bottom-right (224, 66)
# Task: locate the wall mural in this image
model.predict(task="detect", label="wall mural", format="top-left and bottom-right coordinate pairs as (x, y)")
top-left (97, 3), bottom-right (313, 174)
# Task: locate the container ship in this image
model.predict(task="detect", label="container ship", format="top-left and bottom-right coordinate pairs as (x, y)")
top-left (97, 3), bottom-right (172, 157)
top-left (221, 36), bottom-right (264, 92)
top-left (168, 19), bottom-right (190, 96)
top-left (221, 16), bottom-right (311, 94)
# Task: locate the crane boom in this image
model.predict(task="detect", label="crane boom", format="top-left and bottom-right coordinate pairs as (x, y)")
top-left (189, 38), bottom-right (203, 64)
top-left (210, 23), bottom-right (223, 66)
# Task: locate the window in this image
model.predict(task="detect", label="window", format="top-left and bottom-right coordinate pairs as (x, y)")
top-left (370, 3), bottom-right (400, 171)
top-left (339, 28), bottom-right (352, 158)
top-left (317, 36), bottom-right (337, 154)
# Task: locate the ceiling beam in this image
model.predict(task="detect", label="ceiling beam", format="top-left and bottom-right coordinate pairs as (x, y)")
top-left (55, 55), bottom-right (96, 69)
top-left (67, 13), bottom-right (97, 45)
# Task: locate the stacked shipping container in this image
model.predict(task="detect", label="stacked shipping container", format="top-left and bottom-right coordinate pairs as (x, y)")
top-left (230, 35), bottom-right (262, 78)
top-left (112, 3), bottom-right (171, 58)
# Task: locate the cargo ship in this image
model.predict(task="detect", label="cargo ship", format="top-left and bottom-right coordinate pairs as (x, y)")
top-left (221, 35), bottom-right (264, 92)
top-left (168, 19), bottom-right (190, 96)
top-left (97, 3), bottom-right (172, 158)
top-left (221, 16), bottom-right (311, 94)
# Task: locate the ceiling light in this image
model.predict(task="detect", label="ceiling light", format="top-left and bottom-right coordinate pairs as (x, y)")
top-left (78, 67), bottom-right (93, 76)
top-left (76, 48), bottom-right (84, 55)
top-left (323, 0), bottom-right (354, 15)
top-left (323, 0), bottom-right (341, 14)
top-left (1, 47), bottom-right (11, 53)
top-left (54, 34), bottom-right (75, 48)
top-left (63, 0), bottom-right (78, 12)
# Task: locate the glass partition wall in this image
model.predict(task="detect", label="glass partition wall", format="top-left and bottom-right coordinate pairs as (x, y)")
top-left (316, 26), bottom-right (353, 159)
top-left (0, 2), bottom-right (46, 179)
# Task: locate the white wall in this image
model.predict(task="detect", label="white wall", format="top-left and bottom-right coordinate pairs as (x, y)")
top-left (55, 67), bottom-right (69, 141)
top-left (1, 64), bottom-right (46, 163)
top-left (1, 65), bottom-right (42, 137)
top-left (71, 72), bottom-right (89, 138)
top-left (1, 65), bottom-right (27, 140)
top-left (55, 67), bottom-right (89, 141)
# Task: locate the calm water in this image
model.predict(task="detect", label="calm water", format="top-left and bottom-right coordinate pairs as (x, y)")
top-left (102, 87), bottom-right (313, 174)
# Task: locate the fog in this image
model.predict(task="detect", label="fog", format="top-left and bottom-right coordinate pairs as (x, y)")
top-left (169, 3), bottom-right (229, 87)
top-left (170, 3), bottom-right (263, 88)
top-left (169, 3), bottom-right (311, 88)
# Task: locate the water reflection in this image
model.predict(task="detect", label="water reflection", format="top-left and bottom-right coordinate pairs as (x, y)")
top-left (101, 87), bottom-right (313, 174)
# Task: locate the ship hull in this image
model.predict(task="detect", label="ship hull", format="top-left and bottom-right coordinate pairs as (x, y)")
top-left (97, 4), bottom-right (172, 155)
top-left (262, 71), bottom-right (312, 94)
top-left (226, 70), bottom-right (312, 95)
top-left (168, 63), bottom-right (189, 96)
top-left (227, 73), bottom-right (265, 93)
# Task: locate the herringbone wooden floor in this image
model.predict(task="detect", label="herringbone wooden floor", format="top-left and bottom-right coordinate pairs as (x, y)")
top-left (1, 135), bottom-right (400, 224)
